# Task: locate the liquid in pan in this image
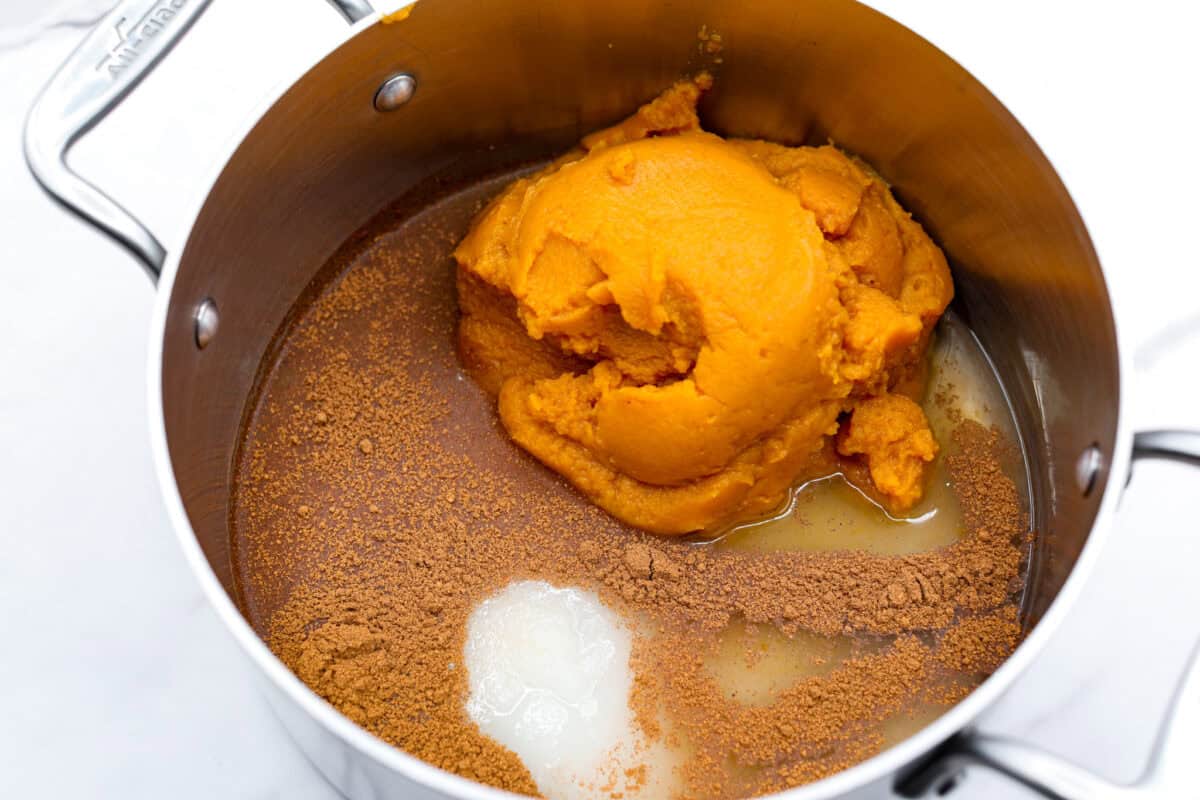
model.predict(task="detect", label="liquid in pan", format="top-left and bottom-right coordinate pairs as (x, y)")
top-left (232, 76), bottom-right (1033, 799)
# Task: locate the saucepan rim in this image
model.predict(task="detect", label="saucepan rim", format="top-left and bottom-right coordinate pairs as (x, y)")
top-left (146, 8), bottom-right (1133, 799)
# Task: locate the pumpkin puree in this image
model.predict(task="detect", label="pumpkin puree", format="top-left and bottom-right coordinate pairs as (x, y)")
top-left (454, 75), bottom-right (953, 535)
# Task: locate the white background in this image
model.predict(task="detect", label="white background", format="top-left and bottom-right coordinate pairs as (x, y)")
top-left (1, 1), bottom-right (1198, 798)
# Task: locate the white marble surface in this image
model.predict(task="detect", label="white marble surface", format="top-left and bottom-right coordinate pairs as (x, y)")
top-left (1, 1), bottom-right (1198, 798)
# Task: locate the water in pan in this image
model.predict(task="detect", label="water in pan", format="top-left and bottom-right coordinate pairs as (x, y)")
top-left (231, 162), bottom-right (1033, 799)
top-left (714, 312), bottom-right (1029, 557)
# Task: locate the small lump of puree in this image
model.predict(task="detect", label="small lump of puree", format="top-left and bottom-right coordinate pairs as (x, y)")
top-left (454, 75), bottom-right (953, 534)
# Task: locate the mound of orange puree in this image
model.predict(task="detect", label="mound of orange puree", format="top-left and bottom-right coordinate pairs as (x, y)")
top-left (454, 75), bottom-right (953, 535)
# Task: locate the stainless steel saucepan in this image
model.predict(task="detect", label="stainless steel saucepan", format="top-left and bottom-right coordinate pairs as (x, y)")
top-left (25, 1), bottom-right (1200, 797)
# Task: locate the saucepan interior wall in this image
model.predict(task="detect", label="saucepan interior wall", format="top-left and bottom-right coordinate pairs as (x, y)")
top-left (159, 0), bottom-right (1117, 628)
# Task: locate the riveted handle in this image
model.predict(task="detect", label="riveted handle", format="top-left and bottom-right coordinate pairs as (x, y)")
top-left (1132, 430), bottom-right (1200, 468)
top-left (24, 0), bottom-right (376, 282)
top-left (899, 434), bottom-right (1200, 798)
top-left (23, 0), bottom-right (214, 280)
top-left (898, 639), bottom-right (1200, 799)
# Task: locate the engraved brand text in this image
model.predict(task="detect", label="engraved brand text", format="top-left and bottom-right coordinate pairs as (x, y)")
top-left (95, 0), bottom-right (191, 78)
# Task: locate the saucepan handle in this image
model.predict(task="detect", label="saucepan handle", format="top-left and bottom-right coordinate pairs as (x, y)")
top-left (900, 429), bottom-right (1200, 799)
top-left (1132, 429), bottom-right (1200, 467)
top-left (23, 0), bottom-right (374, 282)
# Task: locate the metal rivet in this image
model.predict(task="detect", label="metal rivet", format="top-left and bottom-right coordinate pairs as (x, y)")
top-left (194, 298), bottom-right (219, 349)
top-left (374, 73), bottom-right (416, 112)
top-left (1075, 443), bottom-right (1104, 497)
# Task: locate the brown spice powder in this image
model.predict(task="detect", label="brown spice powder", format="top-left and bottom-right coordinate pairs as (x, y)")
top-left (233, 175), bottom-right (1032, 800)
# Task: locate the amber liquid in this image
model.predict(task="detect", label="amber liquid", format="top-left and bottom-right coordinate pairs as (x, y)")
top-left (714, 313), bottom-right (1025, 556)
top-left (703, 312), bottom-right (1029, 747)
